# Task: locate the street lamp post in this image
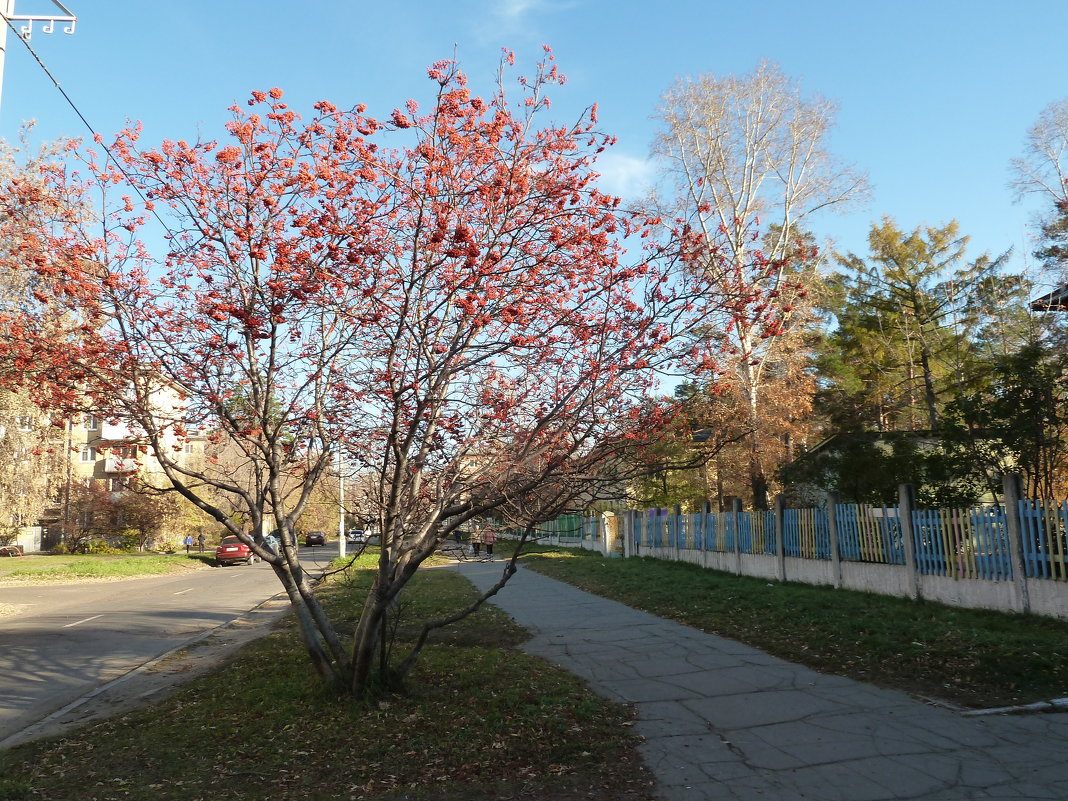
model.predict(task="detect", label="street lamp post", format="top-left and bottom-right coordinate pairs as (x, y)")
top-left (0, 1), bottom-right (76, 115)
top-left (337, 447), bottom-right (346, 559)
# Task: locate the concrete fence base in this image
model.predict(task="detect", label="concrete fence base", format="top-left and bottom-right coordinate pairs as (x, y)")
top-left (628, 544), bottom-right (1068, 620)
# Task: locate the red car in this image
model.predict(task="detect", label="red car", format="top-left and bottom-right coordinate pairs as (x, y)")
top-left (304, 530), bottom-right (327, 547)
top-left (215, 536), bottom-right (259, 566)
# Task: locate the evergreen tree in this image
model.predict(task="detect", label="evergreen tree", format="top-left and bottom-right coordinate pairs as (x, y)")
top-left (829, 218), bottom-right (1012, 431)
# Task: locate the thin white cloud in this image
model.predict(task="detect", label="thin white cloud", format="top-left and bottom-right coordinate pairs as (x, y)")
top-left (475, 0), bottom-right (556, 42)
top-left (498, 0), bottom-right (542, 19)
top-left (592, 151), bottom-right (655, 201)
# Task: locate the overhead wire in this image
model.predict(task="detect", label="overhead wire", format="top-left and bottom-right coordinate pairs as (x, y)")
top-left (3, 14), bottom-right (177, 237)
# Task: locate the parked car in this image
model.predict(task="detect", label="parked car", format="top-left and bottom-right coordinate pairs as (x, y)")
top-left (215, 536), bottom-right (258, 566)
top-left (346, 529), bottom-right (380, 546)
top-left (346, 529), bottom-right (365, 544)
top-left (304, 530), bottom-right (327, 547)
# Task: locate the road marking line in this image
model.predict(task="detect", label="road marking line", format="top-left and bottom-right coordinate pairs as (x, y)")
top-left (63, 614), bottom-right (103, 628)
top-left (173, 588), bottom-right (194, 596)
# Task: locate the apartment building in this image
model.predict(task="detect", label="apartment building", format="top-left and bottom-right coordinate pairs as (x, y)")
top-left (40, 402), bottom-right (205, 550)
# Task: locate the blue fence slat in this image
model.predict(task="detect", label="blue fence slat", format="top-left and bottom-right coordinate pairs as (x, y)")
top-left (762, 509), bottom-right (778, 555)
top-left (912, 508), bottom-right (943, 576)
top-left (704, 512), bottom-right (719, 551)
top-left (837, 504), bottom-right (859, 561)
top-left (737, 512), bottom-right (752, 554)
top-left (1022, 500), bottom-right (1045, 578)
top-left (815, 508), bottom-right (831, 560)
top-left (969, 507), bottom-right (1010, 580)
top-left (782, 508), bottom-right (798, 557)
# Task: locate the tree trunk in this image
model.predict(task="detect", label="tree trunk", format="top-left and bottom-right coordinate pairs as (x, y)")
top-left (749, 458), bottom-right (770, 510)
top-left (918, 344), bottom-right (939, 430)
top-left (271, 559), bottom-right (350, 688)
top-left (745, 378), bottom-right (769, 510)
top-left (715, 454), bottom-right (725, 512)
top-left (349, 583), bottom-right (388, 695)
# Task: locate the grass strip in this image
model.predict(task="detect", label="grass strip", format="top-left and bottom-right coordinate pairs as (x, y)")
top-left (518, 547), bottom-right (1068, 709)
top-left (0, 562), bottom-right (654, 801)
top-left (0, 553), bottom-right (211, 582)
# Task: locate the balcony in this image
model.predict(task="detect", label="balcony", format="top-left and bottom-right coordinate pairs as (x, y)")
top-left (103, 456), bottom-right (139, 474)
top-left (100, 421), bottom-right (144, 442)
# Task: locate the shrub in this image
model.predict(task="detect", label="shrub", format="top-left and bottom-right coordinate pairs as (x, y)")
top-left (76, 539), bottom-right (122, 555)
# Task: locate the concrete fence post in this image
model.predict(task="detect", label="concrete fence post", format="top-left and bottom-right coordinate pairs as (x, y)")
top-left (774, 494), bottom-right (786, 582)
top-left (898, 483), bottom-right (920, 600)
top-left (826, 492), bottom-right (842, 589)
top-left (1002, 473), bottom-right (1030, 614)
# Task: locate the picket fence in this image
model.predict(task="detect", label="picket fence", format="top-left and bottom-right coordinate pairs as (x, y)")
top-left (535, 476), bottom-right (1068, 620)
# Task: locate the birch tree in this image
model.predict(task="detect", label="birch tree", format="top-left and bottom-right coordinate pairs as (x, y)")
top-left (1011, 98), bottom-right (1068, 283)
top-left (653, 61), bottom-right (868, 507)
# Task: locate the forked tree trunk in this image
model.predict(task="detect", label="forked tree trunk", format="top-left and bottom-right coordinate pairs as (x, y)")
top-left (271, 559), bottom-right (350, 688)
top-left (349, 584), bottom-right (388, 695)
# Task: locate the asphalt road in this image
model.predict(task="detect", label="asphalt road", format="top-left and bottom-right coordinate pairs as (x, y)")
top-left (0, 541), bottom-right (340, 744)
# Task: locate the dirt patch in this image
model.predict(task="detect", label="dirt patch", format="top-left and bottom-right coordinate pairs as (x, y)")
top-left (0, 602), bottom-right (29, 618)
top-left (3, 595), bottom-right (292, 748)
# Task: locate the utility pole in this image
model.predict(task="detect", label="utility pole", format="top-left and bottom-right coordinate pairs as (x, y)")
top-left (0, 1), bottom-right (76, 116)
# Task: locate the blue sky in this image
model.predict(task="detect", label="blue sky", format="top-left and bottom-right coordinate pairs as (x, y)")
top-left (2, 1), bottom-right (1067, 286)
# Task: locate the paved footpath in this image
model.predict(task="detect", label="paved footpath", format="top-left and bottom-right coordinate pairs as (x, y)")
top-left (455, 561), bottom-right (1068, 801)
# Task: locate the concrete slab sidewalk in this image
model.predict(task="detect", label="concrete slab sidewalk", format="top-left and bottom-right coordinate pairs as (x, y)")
top-left (454, 561), bottom-right (1068, 801)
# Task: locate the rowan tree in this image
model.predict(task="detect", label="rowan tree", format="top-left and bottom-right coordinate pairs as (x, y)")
top-left (113, 489), bottom-right (179, 551)
top-left (0, 51), bottom-right (718, 694)
top-left (652, 62), bottom-right (868, 508)
top-left (59, 480), bottom-right (117, 552)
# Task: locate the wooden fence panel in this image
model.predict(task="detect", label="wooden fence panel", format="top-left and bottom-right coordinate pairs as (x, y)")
top-left (1020, 500), bottom-right (1068, 580)
top-left (703, 511), bottom-right (723, 551)
top-left (836, 505), bottom-right (903, 565)
top-left (738, 511), bottom-right (753, 554)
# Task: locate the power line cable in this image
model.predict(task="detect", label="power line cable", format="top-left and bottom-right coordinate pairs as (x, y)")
top-left (3, 15), bottom-right (176, 237)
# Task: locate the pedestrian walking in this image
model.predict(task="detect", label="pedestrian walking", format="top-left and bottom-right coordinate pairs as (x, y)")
top-left (184, 534), bottom-right (194, 554)
top-left (470, 527), bottom-right (483, 556)
top-left (197, 533), bottom-right (206, 553)
top-left (483, 526), bottom-right (496, 558)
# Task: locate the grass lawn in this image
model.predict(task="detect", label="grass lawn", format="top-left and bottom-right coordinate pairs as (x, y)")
top-left (0, 558), bottom-right (654, 801)
top-left (0, 553), bottom-right (212, 583)
top-left (517, 546), bottom-right (1068, 710)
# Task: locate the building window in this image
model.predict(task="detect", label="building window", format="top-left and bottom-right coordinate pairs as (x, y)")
top-left (183, 441), bottom-right (195, 454)
top-left (16, 416), bottom-right (34, 431)
top-left (79, 445), bottom-right (97, 463)
top-left (84, 414), bottom-right (99, 431)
